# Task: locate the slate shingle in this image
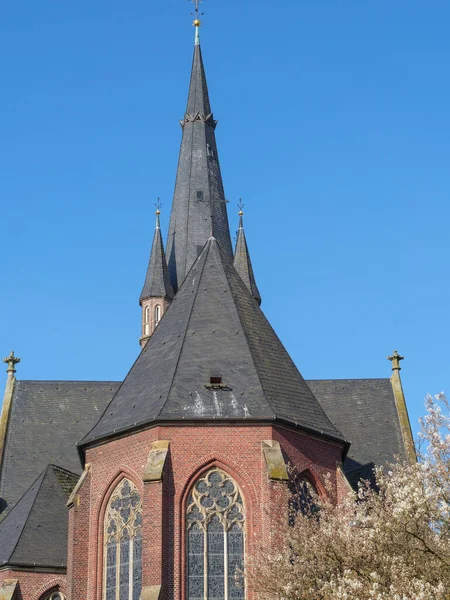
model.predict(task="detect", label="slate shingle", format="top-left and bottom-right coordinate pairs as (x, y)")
top-left (140, 213), bottom-right (174, 302)
top-left (233, 213), bottom-right (261, 305)
top-left (166, 42), bottom-right (233, 292)
top-left (0, 465), bottom-right (78, 568)
top-left (0, 380), bottom-right (119, 516)
top-left (307, 378), bottom-right (407, 471)
top-left (83, 238), bottom-right (345, 445)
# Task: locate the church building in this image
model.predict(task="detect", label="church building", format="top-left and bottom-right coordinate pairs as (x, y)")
top-left (0, 13), bottom-right (415, 600)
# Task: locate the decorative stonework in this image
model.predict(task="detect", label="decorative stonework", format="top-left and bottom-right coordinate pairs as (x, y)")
top-left (142, 440), bottom-right (170, 482)
top-left (261, 440), bottom-right (289, 481)
top-left (179, 111), bottom-right (217, 129)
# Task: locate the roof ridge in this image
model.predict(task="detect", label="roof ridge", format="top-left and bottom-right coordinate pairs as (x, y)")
top-left (156, 239), bottom-right (211, 420)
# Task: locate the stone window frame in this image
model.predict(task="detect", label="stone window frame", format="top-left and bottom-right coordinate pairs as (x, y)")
top-left (186, 467), bottom-right (246, 600)
top-left (103, 478), bottom-right (143, 600)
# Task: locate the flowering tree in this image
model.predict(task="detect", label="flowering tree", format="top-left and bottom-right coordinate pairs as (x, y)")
top-left (253, 394), bottom-right (450, 600)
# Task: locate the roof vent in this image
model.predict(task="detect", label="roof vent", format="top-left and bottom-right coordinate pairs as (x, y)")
top-left (205, 374), bottom-right (228, 390)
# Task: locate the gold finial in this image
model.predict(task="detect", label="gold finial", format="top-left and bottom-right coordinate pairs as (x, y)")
top-left (155, 197), bottom-right (161, 215)
top-left (191, 0), bottom-right (203, 31)
top-left (388, 350), bottom-right (404, 371)
top-left (3, 351), bottom-right (20, 376)
top-left (238, 199), bottom-right (244, 217)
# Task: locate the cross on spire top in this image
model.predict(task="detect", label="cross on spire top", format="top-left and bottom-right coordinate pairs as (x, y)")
top-left (3, 351), bottom-right (20, 376)
top-left (388, 350), bottom-right (404, 371)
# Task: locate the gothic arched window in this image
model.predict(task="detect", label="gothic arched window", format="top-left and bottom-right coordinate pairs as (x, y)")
top-left (154, 304), bottom-right (161, 325)
top-left (104, 479), bottom-right (143, 600)
top-left (144, 307), bottom-right (150, 335)
top-left (186, 468), bottom-right (245, 600)
top-left (40, 593), bottom-right (65, 600)
top-left (289, 474), bottom-right (320, 523)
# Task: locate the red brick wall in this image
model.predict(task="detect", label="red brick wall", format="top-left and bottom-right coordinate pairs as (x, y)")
top-left (68, 423), bottom-right (344, 600)
top-left (0, 570), bottom-right (66, 600)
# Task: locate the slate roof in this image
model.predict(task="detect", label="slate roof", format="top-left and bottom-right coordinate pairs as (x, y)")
top-left (166, 40), bottom-right (233, 292)
top-left (83, 238), bottom-right (346, 446)
top-left (140, 212), bottom-right (174, 302)
top-left (306, 378), bottom-right (407, 472)
top-left (0, 380), bottom-right (119, 516)
top-left (0, 465), bottom-right (78, 568)
top-left (345, 462), bottom-right (377, 490)
top-left (233, 213), bottom-right (261, 305)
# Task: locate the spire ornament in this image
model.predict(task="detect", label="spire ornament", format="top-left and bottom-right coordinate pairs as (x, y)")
top-left (238, 199), bottom-right (244, 229)
top-left (3, 351), bottom-right (20, 378)
top-left (155, 198), bottom-right (162, 228)
top-left (388, 350), bottom-right (404, 371)
top-left (190, 0), bottom-right (204, 44)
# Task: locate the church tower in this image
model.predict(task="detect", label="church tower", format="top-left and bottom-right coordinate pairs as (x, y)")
top-left (139, 207), bottom-right (174, 347)
top-left (0, 7), bottom-right (415, 600)
top-left (165, 18), bottom-right (233, 292)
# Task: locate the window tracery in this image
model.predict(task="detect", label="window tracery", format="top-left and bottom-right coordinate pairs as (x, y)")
top-left (186, 468), bottom-right (245, 600)
top-left (104, 479), bottom-right (142, 600)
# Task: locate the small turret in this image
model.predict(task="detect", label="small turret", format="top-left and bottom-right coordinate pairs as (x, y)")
top-left (233, 206), bottom-right (261, 305)
top-left (139, 207), bottom-right (174, 347)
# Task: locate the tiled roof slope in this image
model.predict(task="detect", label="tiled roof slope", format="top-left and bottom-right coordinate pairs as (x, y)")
top-left (166, 41), bottom-right (233, 292)
top-left (140, 212), bottom-right (174, 302)
top-left (233, 213), bottom-right (261, 305)
top-left (307, 378), bottom-right (407, 471)
top-left (0, 380), bottom-right (119, 516)
top-left (0, 465), bottom-right (78, 568)
top-left (83, 238), bottom-right (345, 446)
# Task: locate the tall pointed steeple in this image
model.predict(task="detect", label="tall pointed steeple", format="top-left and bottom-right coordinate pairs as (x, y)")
top-left (166, 18), bottom-right (233, 292)
top-left (234, 208), bottom-right (261, 305)
top-left (139, 207), bottom-right (174, 347)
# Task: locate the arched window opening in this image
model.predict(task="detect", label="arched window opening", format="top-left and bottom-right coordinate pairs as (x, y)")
top-left (289, 474), bottom-right (320, 524)
top-left (40, 593), bottom-right (66, 600)
top-left (186, 468), bottom-right (245, 600)
top-left (154, 305), bottom-right (161, 326)
top-left (104, 479), bottom-right (142, 600)
top-left (144, 306), bottom-right (150, 335)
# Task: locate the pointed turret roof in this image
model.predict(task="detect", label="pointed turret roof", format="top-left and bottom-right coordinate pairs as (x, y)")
top-left (82, 238), bottom-right (346, 447)
top-left (0, 464), bottom-right (78, 568)
top-left (140, 210), bottom-right (174, 302)
top-left (166, 24), bottom-right (233, 292)
top-left (234, 210), bottom-right (261, 305)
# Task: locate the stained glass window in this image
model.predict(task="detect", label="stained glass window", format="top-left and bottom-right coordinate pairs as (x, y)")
top-left (104, 479), bottom-right (142, 600)
top-left (187, 468), bottom-right (245, 600)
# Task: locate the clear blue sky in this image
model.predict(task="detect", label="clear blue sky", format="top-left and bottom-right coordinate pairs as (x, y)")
top-left (1, 0), bottom-right (449, 439)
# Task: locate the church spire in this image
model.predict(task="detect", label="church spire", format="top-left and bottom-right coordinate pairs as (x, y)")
top-left (139, 204), bottom-right (174, 347)
top-left (165, 15), bottom-right (233, 292)
top-left (233, 205), bottom-right (261, 305)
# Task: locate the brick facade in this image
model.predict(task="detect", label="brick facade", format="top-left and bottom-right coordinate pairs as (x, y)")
top-left (0, 570), bottom-right (66, 600)
top-left (66, 422), bottom-right (344, 600)
top-left (140, 298), bottom-right (172, 347)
